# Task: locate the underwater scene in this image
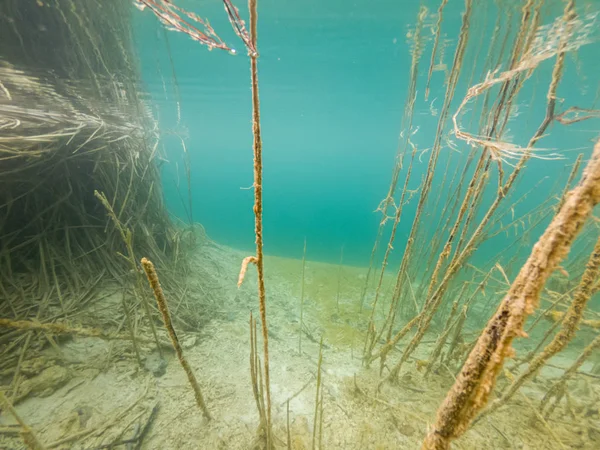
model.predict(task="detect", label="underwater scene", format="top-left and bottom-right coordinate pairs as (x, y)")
top-left (1, 0), bottom-right (600, 448)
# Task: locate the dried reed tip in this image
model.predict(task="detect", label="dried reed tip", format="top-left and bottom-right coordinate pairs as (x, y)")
top-left (238, 256), bottom-right (257, 288)
top-left (135, 0), bottom-right (232, 52)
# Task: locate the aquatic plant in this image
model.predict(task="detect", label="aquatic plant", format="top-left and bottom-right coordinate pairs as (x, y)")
top-left (312, 337), bottom-right (324, 450)
top-left (0, 0), bottom-right (194, 410)
top-left (481, 233), bottom-right (600, 418)
top-left (249, 312), bottom-right (268, 442)
top-left (540, 331), bottom-right (600, 418)
top-left (95, 190), bottom-right (161, 361)
top-left (424, 0), bottom-right (448, 101)
top-left (358, 5), bottom-right (428, 320)
top-left (2, 0), bottom-right (600, 448)
top-left (422, 139), bottom-right (600, 449)
top-left (141, 257), bottom-right (211, 420)
top-left (299, 238), bottom-right (307, 353)
top-left (140, 0), bottom-right (273, 444)
top-left (238, 1), bottom-right (273, 446)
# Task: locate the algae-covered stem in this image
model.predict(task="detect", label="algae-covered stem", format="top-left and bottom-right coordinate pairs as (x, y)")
top-left (480, 233), bottom-right (600, 419)
top-left (141, 257), bottom-right (211, 421)
top-left (248, 0), bottom-right (272, 444)
top-left (422, 139), bottom-right (600, 450)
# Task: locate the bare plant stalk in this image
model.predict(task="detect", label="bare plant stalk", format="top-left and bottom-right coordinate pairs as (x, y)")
top-left (424, 153), bottom-right (487, 310)
top-left (250, 313), bottom-right (267, 434)
top-left (120, 292), bottom-right (143, 366)
top-left (521, 318), bottom-right (561, 366)
top-left (135, 0), bottom-right (232, 52)
top-left (336, 244), bottom-right (344, 312)
top-left (556, 107), bottom-right (600, 125)
top-left (422, 140), bottom-right (600, 450)
top-left (443, 305), bottom-right (468, 367)
top-left (373, 0), bottom-right (474, 372)
top-left (240, 0), bottom-right (272, 444)
top-left (318, 389), bottom-right (324, 449)
top-left (453, 159), bottom-right (491, 258)
top-left (286, 400), bottom-right (291, 449)
top-left (371, 314), bottom-right (420, 378)
top-left (0, 317), bottom-right (153, 344)
top-left (141, 257), bottom-right (211, 420)
top-left (299, 238), bottom-right (307, 353)
top-left (312, 336), bottom-right (324, 450)
top-left (423, 151), bottom-right (477, 279)
top-left (452, 2), bottom-right (582, 163)
top-left (363, 138), bottom-right (419, 361)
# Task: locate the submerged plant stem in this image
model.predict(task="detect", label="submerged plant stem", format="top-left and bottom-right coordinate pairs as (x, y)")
top-left (247, 0), bottom-right (272, 444)
top-left (141, 258), bottom-right (211, 420)
top-left (422, 139), bottom-right (600, 449)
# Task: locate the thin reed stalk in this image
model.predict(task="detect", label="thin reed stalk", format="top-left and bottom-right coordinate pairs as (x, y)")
top-left (95, 190), bottom-right (162, 356)
top-left (312, 336), bottom-right (324, 450)
top-left (336, 245), bottom-right (343, 312)
top-left (358, 5), bottom-right (427, 315)
top-left (250, 312), bottom-right (267, 437)
top-left (393, 2), bottom-right (585, 380)
top-left (299, 238), bottom-right (307, 354)
top-left (372, 0), bottom-right (474, 373)
top-left (540, 332), bottom-right (600, 417)
top-left (425, 298), bottom-right (460, 378)
top-left (425, 0), bottom-right (449, 101)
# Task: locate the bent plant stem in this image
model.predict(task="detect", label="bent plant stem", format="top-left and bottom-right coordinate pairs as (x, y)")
top-left (422, 139), bottom-right (600, 450)
top-left (94, 190), bottom-right (162, 357)
top-left (141, 258), bottom-right (211, 420)
top-left (404, 1), bottom-right (577, 375)
top-left (374, 314), bottom-right (420, 380)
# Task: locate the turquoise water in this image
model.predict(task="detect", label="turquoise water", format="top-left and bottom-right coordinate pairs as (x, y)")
top-left (133, 0), bottom-right (598, 270)
top-left (2, 1), bottom-right (600, 449)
